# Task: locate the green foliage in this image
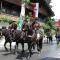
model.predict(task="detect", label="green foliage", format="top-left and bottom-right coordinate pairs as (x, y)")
top-left (43, 23), bottom-right (50, 30)
top-left (22, 0), bottom-right (30, 3)
top-left (46, 17), bottom-right (54, 24)
top-left (43, 17), bottom-right (56, 34)
top-left (0, 16), bottom-right (14, 24)
top-left (8, 20), bottom-right (14, 24)
top-left (44, 17), bottom-right (55, 29)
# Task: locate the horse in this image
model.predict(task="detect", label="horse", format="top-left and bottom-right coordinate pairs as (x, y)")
top-left (12, 29), bottom-right (25, 52)
top-left (11, 22), bottom-right (36, 56)
top-left (1, 24), bottom-right (23, 52)
top-left (28, 29), bottom-right (43, 52)
top-left (1, 25), bottom-right (25, 53)
top-left (1, 26), bottom-right (13, 51)
top-left (31, 21), bottom-right (43, 52)
top-left (10, 23), bottom-right (32, 54)
top-left (36, 32), bottom-right (43, 52)
top-left (26, 22), bottom-right (43, 53)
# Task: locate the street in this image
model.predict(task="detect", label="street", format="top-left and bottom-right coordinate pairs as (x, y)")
top-left (0, 37), bottom-right (60, 60)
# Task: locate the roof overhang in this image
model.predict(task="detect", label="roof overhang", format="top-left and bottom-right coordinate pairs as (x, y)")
top-left (40, 0), bottom-right (54, 17)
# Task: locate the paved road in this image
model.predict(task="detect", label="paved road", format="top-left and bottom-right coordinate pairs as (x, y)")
top-left (0, 36), bottom-right (60, 60)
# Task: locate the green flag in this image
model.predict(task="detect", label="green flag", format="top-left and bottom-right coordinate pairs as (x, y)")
top-left (18, 18), bottom-right (24, 30)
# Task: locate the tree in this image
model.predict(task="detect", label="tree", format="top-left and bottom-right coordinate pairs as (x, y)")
top-left (43, 17), bottom-right (55, 34)
top-left (45, 17), bottom-right (55, 29)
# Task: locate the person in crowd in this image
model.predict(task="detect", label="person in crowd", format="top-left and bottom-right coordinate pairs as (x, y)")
top-left (55, 28), bottom-right (60, 44)
top-left (46, 29), bottom-right (52, 43)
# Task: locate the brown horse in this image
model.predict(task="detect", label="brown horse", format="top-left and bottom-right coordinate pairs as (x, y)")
top-left (31, 22), bottom-right (43, 52)
top-left (2, 26), bottom-right (13, 51)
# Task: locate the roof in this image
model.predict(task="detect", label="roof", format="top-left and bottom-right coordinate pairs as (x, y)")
top-left (5, 0), bottom-right (21, 6)
top-left (54, 21), bottom-right (60, 27)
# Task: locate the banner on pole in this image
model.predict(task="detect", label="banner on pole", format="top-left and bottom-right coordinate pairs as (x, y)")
top-left (33, 3), bottom-right (39, 18)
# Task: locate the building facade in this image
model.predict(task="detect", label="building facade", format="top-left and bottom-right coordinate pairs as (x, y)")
top-left (0, 0), bottom-right (54, 22)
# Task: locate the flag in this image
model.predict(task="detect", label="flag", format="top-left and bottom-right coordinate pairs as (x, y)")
top-left (33, 1), bottom-right (39, 18)
top-left (18, 18), bottom-right (24, 30)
